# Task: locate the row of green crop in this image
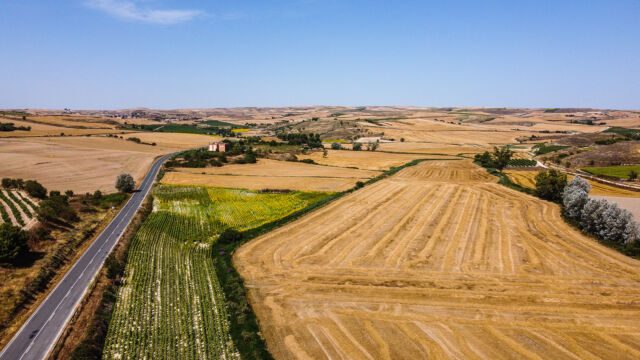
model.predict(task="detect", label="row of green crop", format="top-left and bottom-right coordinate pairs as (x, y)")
top-left (103, 186), bottom-right (331, 359)
top-left (0, 190), bottom-right (25, 226)
top-left (6, 189), bottom-right (34, 218)
top-left (507, 158), bottom-right (537, 167)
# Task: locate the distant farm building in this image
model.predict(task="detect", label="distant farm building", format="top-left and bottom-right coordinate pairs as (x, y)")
top-left (208, 142), bottom-right (227, 152)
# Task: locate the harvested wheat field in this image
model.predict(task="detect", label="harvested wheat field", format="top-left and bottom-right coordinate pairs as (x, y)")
top-left (235, 160), bottom-right (640, 360)
top-left (162, 159), bottom-right (380, 192)
top-left (162, 173), bottom-right (361, 192)
top-left (506, 170), bottom-right (640, 197)
top-left (170, 159), bottom-right (381, 178)
top-left (123, 132), bottom-right (219, 148)
top-left (297, 150), bottom-right (453, 170)
top-left (379, 142), bottom-right (487, 156)
top-left (0, 136), bottom-right (177, 193)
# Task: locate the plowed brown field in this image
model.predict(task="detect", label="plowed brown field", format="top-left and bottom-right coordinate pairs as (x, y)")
top-left (235, 160), bottom-right (640, 360)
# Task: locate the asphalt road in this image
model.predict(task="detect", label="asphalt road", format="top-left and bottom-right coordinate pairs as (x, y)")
top-left (0, 154), bottom-right (172, 360)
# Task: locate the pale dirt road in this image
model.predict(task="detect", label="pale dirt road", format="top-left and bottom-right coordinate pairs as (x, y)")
top-left (235, 160), bottom-right (640, 360)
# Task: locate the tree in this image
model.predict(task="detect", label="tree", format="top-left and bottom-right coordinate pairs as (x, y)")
top-left (352, 142), bottom-right (362, 151)
top-left (535, 169), bottom-right (567, 202)
top-left (562, 176), bottom-right (591, 220)
top-left (629, 170), bottom-right (638, 181)
top-left (567, 176), bottom-right (591, 193)
top-left (492, 145), bottom-right (513, 170)
top-left (0, 223), bottom-right (28, 264)
top-left (331, 142), bottom-right (342, 150)
top-left (580, 199), bottom-right (608, 235)
top-left (367, 142), bottom-right (379, 151)
top-left (115, 173), bottom-right (135, 193)
top-left (474, 151), bottom-right (494, 168)
top-left (24, 180), bottom-right (47, 199)
top-left (624, 220), bottom-right (640, 245)
top-left (243, 152), bottom-right (257, 164)
top-left (563, 187), bottom-right (589, 220)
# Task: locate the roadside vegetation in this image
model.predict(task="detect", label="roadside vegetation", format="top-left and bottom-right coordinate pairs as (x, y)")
top-left (0, 177), bottom-right (129, 349)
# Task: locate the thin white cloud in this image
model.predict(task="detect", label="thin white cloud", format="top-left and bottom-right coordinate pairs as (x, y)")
top-left (86, 0), bottom-right (203, 24)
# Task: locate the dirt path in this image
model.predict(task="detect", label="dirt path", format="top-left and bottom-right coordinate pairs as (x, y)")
top-left (235, 160), bottom-right (640, 360)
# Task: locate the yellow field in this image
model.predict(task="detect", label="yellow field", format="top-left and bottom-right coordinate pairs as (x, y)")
top-left (235, 160), bottom-right (640, 359)
top-left (297, 150), bottom-right (450, 170)
top-left (0, 137), bottom-right (178, 193)
top-left (123, 132), bottom-right (219, 148)
top-left (161, 159), bottom-right (380, 192)
top-left (506, 170), bottom-right (640, 197)
top-left (0, 118), bottom-right (123, 138)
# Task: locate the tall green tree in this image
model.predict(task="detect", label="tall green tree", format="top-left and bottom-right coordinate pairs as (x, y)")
top-left (492, 145), bottom-right (513, 170)
top-left (115, 173), bottom-right (135, 193)
top-left (535, 169), bottom-right (567, 202)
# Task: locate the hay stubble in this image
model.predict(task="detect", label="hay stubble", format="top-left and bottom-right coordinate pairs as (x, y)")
top-left (235, 160), bottom-right (640, 359)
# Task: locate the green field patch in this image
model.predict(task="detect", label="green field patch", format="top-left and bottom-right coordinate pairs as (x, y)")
top-left (582, 165), bottom-right (640, 179)
top-left (533, 143), bottom-right (570, 155)
top-left (103, 186), bottom-right (332, 359)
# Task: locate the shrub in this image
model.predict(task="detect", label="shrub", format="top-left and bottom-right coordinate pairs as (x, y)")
top-left (115, 173), bottom-right (135, 193)
top-left (37, 194), bottom-right (79, 223)
top-left (243, 152), bottom-right (257, 164)
top-left (331, 142), bottom-right (342, 150)
top-left (352, 142), bottom-right (362, 151)
top-left (474, 151), bottom-right (494, 168)
top-left (535, 170), bottom-right (567, 202)
top-left (355, 181), bottom-right (364, 189)
top-left (629, 170), bottom-right (638, 181)
top-left (24, 180), bottom-right (47, 199)
top-left (218, 228), bottom-right (243, 244)
top-left (0, 223), bottom-right (29, 264)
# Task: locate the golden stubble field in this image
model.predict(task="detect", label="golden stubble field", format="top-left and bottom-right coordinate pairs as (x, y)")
top-left (0, 134), bottom-right (215, 193)
top-left (162, 159), bottom-right (381, 192)
top-left (235, 160), bottom-right (640, 359)
top-left (506, 170), bottom-right (640, 198)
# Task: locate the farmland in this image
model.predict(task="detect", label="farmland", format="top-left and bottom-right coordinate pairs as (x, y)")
top-left (235, 160), bottom-right (640, 359)
top-left (297, 150), bottom-right (451, 171)
top-left (0, 135), bottom-right (214, 193)
top-left (582, 165), bottom-right (640, 179)
top-left (506, 170), bottom-right (640, 197)
top-left (161, 159), bottom-right (381, 192)
top-left (103, 186), bottom-right (332, 359)
top-left (0, 189), bottom-right (37, 229)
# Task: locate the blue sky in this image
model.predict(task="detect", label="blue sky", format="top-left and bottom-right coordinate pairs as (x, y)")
top-left (0, 0), bottom-right (639, 109)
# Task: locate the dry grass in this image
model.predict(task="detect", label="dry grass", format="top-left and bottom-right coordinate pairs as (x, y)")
top-left (172, 159), bottom-right (381, 178)
top-left (297, 150), bottom-right (447, 171)
top-left (0, 118), bottom-right (122, 138)
top-left (505, 170), bottom-right (640, 197)
top-left (0, 137), bottom-right (174, 193)
top-left (0, 208), bottom-right (114, 349)
top-left (161, 173), bottom-right (362, 192)
top-left (123, 132), bottom-right (219, 149)
top-left (235, 160), bottom-right (640, 360)
top-left (161, 159), bottom-right (380, 191)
